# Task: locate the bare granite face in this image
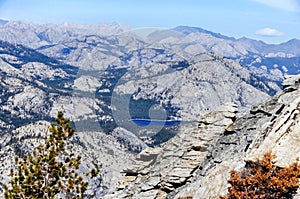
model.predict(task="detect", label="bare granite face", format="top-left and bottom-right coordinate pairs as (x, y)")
top-left (104, 75), bottom-right (300, 199)
top-left (1, 21), bottom-right (300, 198)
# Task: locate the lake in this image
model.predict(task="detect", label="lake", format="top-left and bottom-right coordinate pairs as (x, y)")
top-left (131, 119), bottom-right (181, 126)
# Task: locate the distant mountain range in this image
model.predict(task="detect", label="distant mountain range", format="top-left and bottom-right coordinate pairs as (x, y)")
top-left (0, 37), bottom-right (270, 142)
top-left (174, 25), bottom-right (300, 56)
top-left (0, 40), bottom-right (77, 132)
top-left (0, 19), bottom-right (299, 139)
top-left (0, 20), bottom-right (299, 197)
top-left (0, 21), bottom-right (298, 86)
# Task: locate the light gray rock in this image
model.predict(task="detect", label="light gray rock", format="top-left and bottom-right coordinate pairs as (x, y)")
top-left (282, 74), bottom-right (300, 90)
top-left (0, 122), bottom-right (134, 198)
top-left (2, 21), bottom-right (300, 198)
top-left (170, 74), bottom-right (300, 199)
top-left (105, 103), bottom-right (238, 198)
top-left (105, 75), bottom-right (300, 199)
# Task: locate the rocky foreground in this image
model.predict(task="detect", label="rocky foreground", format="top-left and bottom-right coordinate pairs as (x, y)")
top-left (104, 74), bottom-right (300, 199)
top-left (1, 74), bottom-right (299, 198)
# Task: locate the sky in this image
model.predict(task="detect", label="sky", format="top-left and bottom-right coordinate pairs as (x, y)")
top-left (0, 0), bottom-right (299, 44)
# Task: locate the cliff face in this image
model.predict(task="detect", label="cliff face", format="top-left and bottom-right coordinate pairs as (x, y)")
top-left (105, 74), bottom-right (300, 199)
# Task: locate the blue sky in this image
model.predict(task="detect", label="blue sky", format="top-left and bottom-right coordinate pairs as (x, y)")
top-left (0, 0), bottom-right (299, 44)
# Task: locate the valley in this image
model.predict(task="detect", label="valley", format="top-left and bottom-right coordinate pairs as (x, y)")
top-left (0, 20), bottom-right (299, 198)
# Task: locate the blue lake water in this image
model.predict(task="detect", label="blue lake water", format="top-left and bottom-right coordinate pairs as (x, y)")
top-left (131, 119), bottom-right (181, 126)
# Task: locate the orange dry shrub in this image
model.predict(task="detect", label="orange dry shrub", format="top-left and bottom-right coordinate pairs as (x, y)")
top-left (220, 152), bottom-right (300, 199)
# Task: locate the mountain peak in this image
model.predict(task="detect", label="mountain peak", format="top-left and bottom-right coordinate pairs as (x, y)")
top-left (173, 25), bottom-right (236, 40)
top-left (284, 38), bottom-right (300, 45)
top-left (0, 19), bottom-right (8, 25)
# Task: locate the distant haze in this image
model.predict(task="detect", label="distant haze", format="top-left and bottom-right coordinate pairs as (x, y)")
top-left (0, 0), bottom-right (299, 44)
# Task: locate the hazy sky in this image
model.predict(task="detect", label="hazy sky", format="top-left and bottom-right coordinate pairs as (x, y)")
top-left (0, 0), bottom-right (299, 44)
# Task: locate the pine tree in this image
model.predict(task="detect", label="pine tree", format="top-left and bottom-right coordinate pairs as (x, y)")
top-left (3, 111), bottom-right (99, 199)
